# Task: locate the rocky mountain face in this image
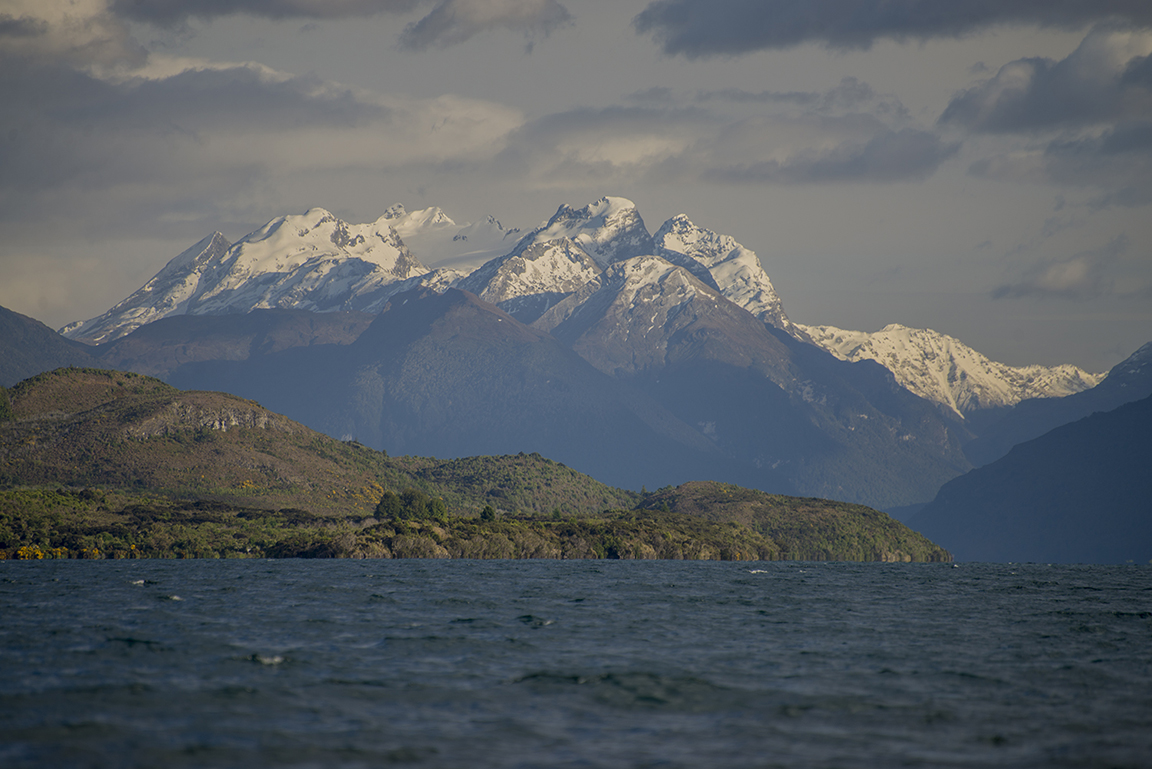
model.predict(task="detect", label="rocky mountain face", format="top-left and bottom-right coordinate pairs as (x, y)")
top-left (654, 214), bottom-right (792, 332)
top-left (799, 323), bottom-right (1104, 418)
top-left (455, 238), bottom-right (602, 324)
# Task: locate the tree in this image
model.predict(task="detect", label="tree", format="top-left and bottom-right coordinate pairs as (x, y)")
top-left (375, 490), bottom-right (403, 520)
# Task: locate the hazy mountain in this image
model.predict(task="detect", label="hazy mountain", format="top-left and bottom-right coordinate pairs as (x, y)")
top-left (910, 392), bottom-right (1152, 564)
top-left (799, 323), bottom-right (1103, 418)
top-left (963, 342), bottom-right (1152, 466)
top-left (167, 287), bottom-right (746, 493)
top-left (95, 308), bottom-right (375, 378)
top-left (534, 255), bottom-right (972, 508)
top-left (0, 305), bottom-right (104, 387)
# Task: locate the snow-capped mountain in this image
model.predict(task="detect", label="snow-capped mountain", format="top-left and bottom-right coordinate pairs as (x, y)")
top-left (61, 194), bottom-right (1104, 426)
top-left (654, 214), bottom-right (792, 332)
top-left (60, 232), bottom-right (233, 344)
top-left (455, 238), bottom-right (602, 323)
top-left (382, 205), bottom-right (522, 272)
top-left (535, 254), bottom-right (794, 381)
top-left (515, 197), bottom-right (654, 268)
top-left (63, 208), bottom-right (432, 344)
top-left (798, 323), bottom-right (1104, 416)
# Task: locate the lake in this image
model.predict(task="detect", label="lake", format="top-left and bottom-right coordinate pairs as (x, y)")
top-left (2, 560), bottom-right (1150, 767)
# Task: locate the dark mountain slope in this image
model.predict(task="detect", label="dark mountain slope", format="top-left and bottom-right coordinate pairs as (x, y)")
top-left (168, 288), bottom-right (749, 492)
top-left (535, 257), bottom-right (972, 508)
top-left (964, 342), bottom-right (1152, 467)
top-left (0, 305), bottom-right (104, 386)
top-left (96, 308), bottom-right (374, 377)
top-left (911, 392), bottom-right (1152, 563)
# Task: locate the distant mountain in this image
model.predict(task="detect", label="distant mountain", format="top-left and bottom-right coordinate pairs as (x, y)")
top-left (166, 287), bottom-right (741, 493)
top-left (963, 342), bottom-right (1152, 467)
top-left (515, 196), bottom-right (655, 268)
top-left (455, 237), bottom-right (602, 323)
top-left (654, 214), bottom-right (793, 333)
top-left (95, 308), bottom-right (375, 378)
top-left (381, 204), bottom-right (523, 272)
top-left (0, 305), bottom-right (104, 386)
top-left (530, 254), bottom-right (971, 507)
top-left (43, 194), bottom-right (1113, 510)
top-left (799, 323), bottom-right (1103, 418)
top-left (910, 392), bottom-right (1152, 564)
top-left (61, 209), bottom-right (430, 344)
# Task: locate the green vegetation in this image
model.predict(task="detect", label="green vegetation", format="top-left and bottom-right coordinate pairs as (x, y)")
top-left (0, 368), bottom-right (952, 561)
top-left (0, 487), bottom-right (775, 561)
top-left (639, 481), bottom-right (950, 562)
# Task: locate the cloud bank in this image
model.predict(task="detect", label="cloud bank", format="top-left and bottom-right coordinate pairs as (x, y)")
top-left (633, 0), bottom-right (1152, 57)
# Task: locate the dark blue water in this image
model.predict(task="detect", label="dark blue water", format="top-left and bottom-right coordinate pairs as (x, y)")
top-left (2, 561), bottom-right (1150, 768)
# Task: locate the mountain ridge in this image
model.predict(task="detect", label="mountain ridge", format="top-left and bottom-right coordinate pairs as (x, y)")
top-left (59, 196), bottom-right (1094, 419)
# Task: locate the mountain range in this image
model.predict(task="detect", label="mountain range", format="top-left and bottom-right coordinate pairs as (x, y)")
top-left (7, 195), bottom-right (1145, 554)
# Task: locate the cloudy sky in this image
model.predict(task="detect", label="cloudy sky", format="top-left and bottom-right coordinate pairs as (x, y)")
top-left (2, 0), bottom-right (1151, 372)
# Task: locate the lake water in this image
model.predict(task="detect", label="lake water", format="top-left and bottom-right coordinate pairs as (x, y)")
top-left (2, 560), bottom-right (1150, 768)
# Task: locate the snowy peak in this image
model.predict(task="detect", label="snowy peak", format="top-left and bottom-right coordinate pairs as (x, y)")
top-left (535, 254), bottom-right (760, 376)
top-left (221, 208), bottom-right (421, 278)
top-left (456, 238), bottom-right (602, 323)
top-left (384, 205), bottom-right (522, 272)
top-left (798, 322), bottom-right (1105, 416)
top-left (62, 209), bottom-right (428, 343)
top-left (654, 214), bottom-right (791, 332)
top-left (517, 196), bottom-right (654, 268)
top-left (60, 232), bottom-right (233, 344)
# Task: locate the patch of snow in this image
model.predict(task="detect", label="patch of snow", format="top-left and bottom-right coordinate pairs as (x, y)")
top-left (798, 322), bottom-right (1105, 416)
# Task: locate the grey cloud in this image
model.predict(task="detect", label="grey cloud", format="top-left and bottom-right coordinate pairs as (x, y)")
top-left (109, 0), bottom-right (422, 25)
top-left (992, 235), bottom-right (1129, 299)
top-left (0, 14), bottom-right (49, 39)
top-left (940, 26), bottom-right (1152, 133)
top-left (969, 121), bottom-right (1152, 206)
top-left (633, 0), bottom-right (1152, 57)
top-left (696, 77), bottom-right (904, 117)
top-left (398, 0), bottom-right (572, 51)
top-left (624, 86), bottom-right (676, 104)
top-left (0, 58), bottom-right (386, 210)
top-left (702, 127), bottom-right (959, 184)
top-left (1122, 53), bottom-right (1152, 86)
top-left (497, 102), bottom-right (956, 186)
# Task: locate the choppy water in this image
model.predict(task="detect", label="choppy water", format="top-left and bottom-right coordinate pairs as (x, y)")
top-left (1, 560), bottom-right (1150, 768)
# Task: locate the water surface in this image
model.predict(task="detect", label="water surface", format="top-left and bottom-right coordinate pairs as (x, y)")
top-left (2, 560), bottom-right (1150, 767)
